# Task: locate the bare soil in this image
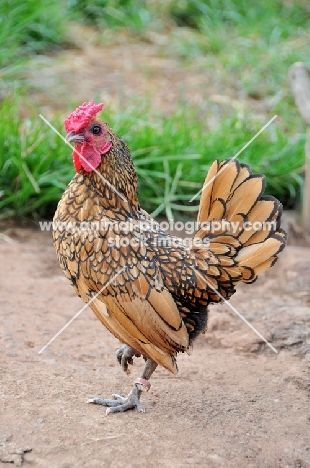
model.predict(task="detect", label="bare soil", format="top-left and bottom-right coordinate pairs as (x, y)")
top-left (0, 227), bottom-right (310, 468)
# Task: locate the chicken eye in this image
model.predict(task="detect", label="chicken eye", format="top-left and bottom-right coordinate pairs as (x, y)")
top-left (91, 124), bottom-right (102, 135)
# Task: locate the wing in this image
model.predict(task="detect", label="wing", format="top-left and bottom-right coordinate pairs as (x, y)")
top-left (75, 232), bottom-right (189, 374)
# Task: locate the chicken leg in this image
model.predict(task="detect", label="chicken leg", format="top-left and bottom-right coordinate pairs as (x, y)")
top-left (88, 345), bottom-right (158, 414)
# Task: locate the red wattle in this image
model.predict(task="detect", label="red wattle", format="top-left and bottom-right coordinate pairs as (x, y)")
top-left (80, 144), bottom-right (102, 172)
top-left (73, 147), bottom-right (82, 172)
top-left (72, 140), bottom-right (112, 173)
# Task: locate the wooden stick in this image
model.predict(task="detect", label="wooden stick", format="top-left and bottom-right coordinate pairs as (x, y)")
top-left (305, 127), bottom-right (310, 233)
top-left (289, 62), bottom-right (310, 233)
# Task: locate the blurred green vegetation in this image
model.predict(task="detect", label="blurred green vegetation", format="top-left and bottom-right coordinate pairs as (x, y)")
top-left (0, 0), bottom-right (68, 69)
top-left (0, 0), bottom-right (309, 218)
top-left (68, 0), bottom-right (153, 31)
top-left (0, 96), bottom-right (304, 219)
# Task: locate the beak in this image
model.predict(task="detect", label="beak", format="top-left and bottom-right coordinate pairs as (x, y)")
top-left (66, 131), bottom-right (85, 143)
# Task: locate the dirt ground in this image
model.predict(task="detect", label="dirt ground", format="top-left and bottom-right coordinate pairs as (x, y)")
top-left (0, 227), bottom-right (310, 468)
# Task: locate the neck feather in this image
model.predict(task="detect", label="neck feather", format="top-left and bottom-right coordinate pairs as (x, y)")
top-left (84, 132), bottom-right (140, 215)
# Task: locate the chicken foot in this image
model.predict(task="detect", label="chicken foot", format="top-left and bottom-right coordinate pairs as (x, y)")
top-left (116, 344), bottom-right (141, 374)
top-left (88, 348), bottom-right (158, 414)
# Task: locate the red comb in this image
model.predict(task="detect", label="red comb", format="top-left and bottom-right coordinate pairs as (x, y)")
top-left (64, 101), bottom-right (104, 133)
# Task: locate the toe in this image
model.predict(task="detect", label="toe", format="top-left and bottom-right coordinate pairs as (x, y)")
top-left (121, 354), bottom-right (133, 373)
top-left (105, 399), bottom-right (143, 414)
top-left (88, 385), bottom-right (144, 414)
top-left (111, 394), bottom-right (126, 403)
top-left (88, 397), bottom-right (121, 407)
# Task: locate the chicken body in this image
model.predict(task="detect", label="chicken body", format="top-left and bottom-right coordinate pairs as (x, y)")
top-left (53, 102), bottom-right (286, 413)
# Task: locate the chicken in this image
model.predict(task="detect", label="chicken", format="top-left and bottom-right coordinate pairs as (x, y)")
top-left (53, 101), bottom-right (287, 414)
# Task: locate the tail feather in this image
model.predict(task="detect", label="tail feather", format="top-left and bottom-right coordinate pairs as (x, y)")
top-left (236, 236), bottom-right (284, 267)
top-left (210, 160), bottom-right (239, 206)
top-left (239, 197), bottom-right (279, 244)
top-left (208, 198), bottom-right (226, 220)
top-left (198, 160), bottom-right (219, 222)
top-left (196, 159), bottom-right (287, 289)
top-left (230, 163), bottom-right (252, 192)
top-left (238, 231), bottom-right (286, 282)
top-left (225, 176), bottom-right (265, 219)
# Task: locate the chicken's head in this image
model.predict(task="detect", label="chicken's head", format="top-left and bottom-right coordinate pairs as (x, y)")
top-left (64, 101), bottom-right (112, 172)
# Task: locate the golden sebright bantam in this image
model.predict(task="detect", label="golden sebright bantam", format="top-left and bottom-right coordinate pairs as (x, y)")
top-left (53, 101), bottom-right (286, 414)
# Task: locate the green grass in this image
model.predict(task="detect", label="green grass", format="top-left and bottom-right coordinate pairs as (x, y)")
top-left (68, 0), bottom-right (154, 32)
top-left (0, 97), bottom-right (70, 218)
top-left (0, 95), bottom-right (305, 220)
top-left (163, 1), bottom-right (310, 98)
top-left (0, 0), bottom-right (68, 71)
top-left (168, 0), bottom-right (310, 33)
top-left (0, 0), bottom-right (70, 95)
